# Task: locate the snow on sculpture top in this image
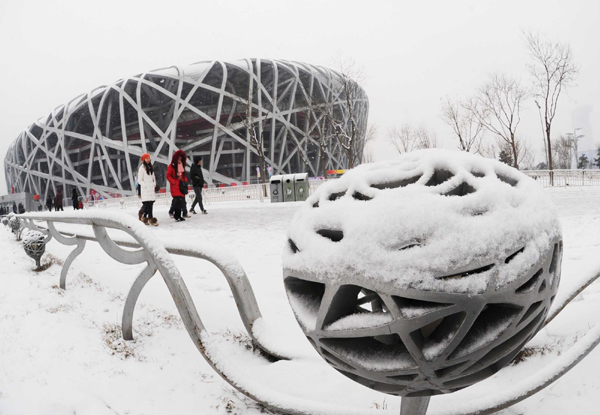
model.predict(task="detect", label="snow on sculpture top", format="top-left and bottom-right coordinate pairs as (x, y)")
top-left (22, 229), bottom-right (45, 245)
top-left (284, 149), bottom-right (561, 295)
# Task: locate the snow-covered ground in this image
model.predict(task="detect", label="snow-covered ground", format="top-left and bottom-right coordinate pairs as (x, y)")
top-left (1, 186), bottom-right (600, 415)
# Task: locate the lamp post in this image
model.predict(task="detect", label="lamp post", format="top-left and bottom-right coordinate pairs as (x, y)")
top-left (535, 100), bottom-right (549, 168)
top-left (572, 127), bottom-right (584, 168)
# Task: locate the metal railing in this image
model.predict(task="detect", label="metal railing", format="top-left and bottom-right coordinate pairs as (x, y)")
top-left (19, 171), bottom-right (600, 215)
top-left (79, 180), bottom-right (329, 210)
top-left (522, 169), bottom-right (600, 187)
top-left (202, 183), bottom-right (269, 203)
top-left (17, 211), bottom-right (287, 411)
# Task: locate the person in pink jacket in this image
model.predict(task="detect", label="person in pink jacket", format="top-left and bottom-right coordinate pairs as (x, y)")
top-left (166, 149), bottom-right (188, 222)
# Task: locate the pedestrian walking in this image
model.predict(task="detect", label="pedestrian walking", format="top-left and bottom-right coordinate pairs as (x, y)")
top-left (55, 188), bottom-right (64, 211)
top-left (166, 149), bottom-right (189, 222)
top-left (138, 153), bottom-right (158, 226)
top-left (136, 179), bottom-right (144, 220)
top-left (190, 156), bottom-right (207, 214)
top-left (72, 188), bottom-right (79, 210)
top-left (46, 195), bottom-right (53, 211)
top-left (169, 195), bottom-right (190, 218)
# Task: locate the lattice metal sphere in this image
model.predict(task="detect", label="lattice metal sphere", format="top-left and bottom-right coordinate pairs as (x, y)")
top-left (22, 230), bottom-right (46, 268)
top-left (1, 217), bottom-right (8, 226)
top-left (283, 149), bottom-right (562, 397)
top-left (8, 215), bottom-right (21, 233)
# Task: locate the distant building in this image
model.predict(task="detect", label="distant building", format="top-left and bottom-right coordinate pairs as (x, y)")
top-left (0, 192), bottom-right (36, 213)
top-left (4, 59), bottom-right (369, 200)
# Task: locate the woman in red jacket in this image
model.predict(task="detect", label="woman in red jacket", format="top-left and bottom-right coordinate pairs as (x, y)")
top-left (166, 149), bottom-right (188, 222)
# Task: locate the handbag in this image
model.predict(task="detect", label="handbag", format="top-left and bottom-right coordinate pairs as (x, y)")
top-left (179, 180), bottom-right (188, 195)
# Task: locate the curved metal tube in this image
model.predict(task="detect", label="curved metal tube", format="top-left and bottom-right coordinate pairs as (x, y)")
top-left (122, 263), bottom-right (157, 340)
top-left (59, 239), bottom-right (86, 289)
top-left (544, 270), bottom-right (600, 327)
top-left (48, 221), bottom-right (80, 245)
top-left (165, 245), bottom-right (269, 353)
top-left (44, 221), bottom-right (88, 289)
top-left (92, 225), bottom-right (148, 265)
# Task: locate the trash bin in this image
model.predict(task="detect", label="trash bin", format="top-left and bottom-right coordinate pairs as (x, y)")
top-left (283, 174), bottom-right (296, 202)
top-left (270, 175), bottom-right (283, 203)
top-left (294, 173), bottom-right (309, 202)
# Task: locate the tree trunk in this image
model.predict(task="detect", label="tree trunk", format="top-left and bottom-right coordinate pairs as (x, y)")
top-left (510, 137), bottom-right (519, 169)
top-left (320, 148), bottom-right (329, 179)
top-left (347, 147), bottom-right (354, 169)
top-left (259, 153), bottom-right (267, 196)
top-left (546, 122), bottom-right (554, 186)
top-left (343, 82), bottom-right (356, 169)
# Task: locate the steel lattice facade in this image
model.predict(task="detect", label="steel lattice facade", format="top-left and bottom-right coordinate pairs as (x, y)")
top-left (4, 59), bottom-right (369, 200)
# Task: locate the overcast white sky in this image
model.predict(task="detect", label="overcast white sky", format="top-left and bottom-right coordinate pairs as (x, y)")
top-left (1, 0), bottom-right (598, 194)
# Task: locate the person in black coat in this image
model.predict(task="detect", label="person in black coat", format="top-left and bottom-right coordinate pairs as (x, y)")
top-left (189, 156), bottom-right (207, 214)
top-left (55, 188), bottom-right (64, 211)
top-left (46, 195), bottom-right (53, 211)
top-left (72, 188), bottom-right (79, 210)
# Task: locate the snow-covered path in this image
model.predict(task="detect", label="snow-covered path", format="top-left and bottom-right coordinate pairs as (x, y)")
top-left (1, 187), bottom-right (600, 415)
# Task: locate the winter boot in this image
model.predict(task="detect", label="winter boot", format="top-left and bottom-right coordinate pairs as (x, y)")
top-left (202, 210), bottom-right (208, 214)
top-left (138, 210), bottom-right (143, 221)
top-left (150, 218), bottom-right (158, 226)
top-left (142, 217), bottom-right (149, 225)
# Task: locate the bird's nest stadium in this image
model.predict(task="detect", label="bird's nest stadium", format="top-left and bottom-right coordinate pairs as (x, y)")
top-left (4, 58), bottom-right (369, 200)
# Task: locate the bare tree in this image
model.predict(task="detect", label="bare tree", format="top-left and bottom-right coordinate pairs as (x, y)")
top-left (388, 123), bottom-right (437, 154)
top-left (331, 58), bottom-right (369, 169)
top-left (298, 81), bottom-right (333, 179)
top-left (414, 125), bottom-right (438, 149)
top-left (300, 58), bottom-right (368, 173)
top-left (440, 97), bottom-right (485, 152)
top-left (476, 139), bottom-right (497, 159)
top-left (551, 135), bottom-right (573, 169)
top-left (514, 137), bottom-right (534, 168)
top-left (524, 30), bottom-right (579, 177)
top-left (496, 137), bottom-right (533, 168)
top-left (466, 73), bottom-right (528, 169)
top-left (388, 124), bottom-right (413, 154)
top-left (360, 123), bottom-right (378, 164)
top-left (243, 79), bottom-right (268, 187)
top-left (316, 111), bottom-right (333, 178)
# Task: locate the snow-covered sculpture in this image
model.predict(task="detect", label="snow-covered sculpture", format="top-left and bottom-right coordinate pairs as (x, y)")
top-left (8, 215), bottom-right (22, 240)
top-left (1, 217), bottom-right (8, 227)
top-left (283, 149), bottom-right (562, 398)
top-left (22, 230), bottom-right (47, 269)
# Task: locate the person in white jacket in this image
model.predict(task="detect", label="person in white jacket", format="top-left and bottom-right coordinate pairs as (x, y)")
top-left (137, 153), bottom-right (158, 226)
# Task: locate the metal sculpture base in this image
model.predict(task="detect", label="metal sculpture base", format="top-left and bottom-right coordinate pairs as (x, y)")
top-left (401, 397), bottom-right (430, 415)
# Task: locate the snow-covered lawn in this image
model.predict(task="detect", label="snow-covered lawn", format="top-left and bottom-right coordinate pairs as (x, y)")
top-left (1, 186), bottom-right (600, 415)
